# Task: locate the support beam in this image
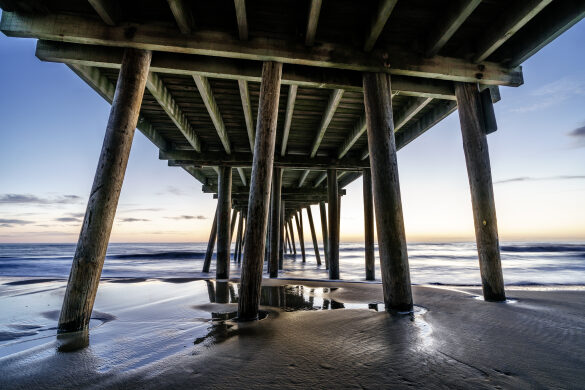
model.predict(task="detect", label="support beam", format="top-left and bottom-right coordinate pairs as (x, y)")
top-left (298, 169), bottom-right (310, 188)
top-left (425, 0), bottom-right (481, 57)
top-left (145, 72), bottom-right (202, 151)
top-left (237, 80), bottom-right (255, 151)
top-left (319, 201), bottom-right (329, 269)
top-left (269, 167), bottom-right (282, 277)
top-left (364, 0), bottom-right (398, 52)
top-left (295, 210), bottom-right (306, 262)
top-left (202, 205), bottom-right (218, 272)
top-left (88, 0), bottom-right (120, 26)
top-left (305, 0), bottom-right (322, 46)
top-left (35, 41), bottom-right (463, 99)
top-left (455, 82), bottom-right (505, 301)
top-left (67, 64), bottom-right (168, 151)
top-left (279, 200), bottom-right (285, 269)
top-left (474, 0), bottom-right (553, 63)
top-left (2, 13), bottom-right (524, 86)
top-left (239, 215), bottom-right (246, 262)
top-left (167, 0), bottom-right (195, 34)
top-left (207, 185), bottom-right (346, 196)
top-left (327, 169), bottom-right (339, 279)
top-left (363, 72), bottom-right (413, 312)
top-left (337, 115), bottom-right (366, 159)
top-left (285, 222), bottom-right (293, 254)
top-left (281, 85), bottom-right (298, 156)
top-left (238, 62), bottom-right (283, 321)
top-left (230, 208), bottom-right (238, 239)
top-left (394, 97), bottom-right (434, 132)
top-left (216, 166), bottom-right (232, 279)
top-left (362, 168), bottom-right (375, 280)
top-left (310, 89), bottom-right (344, 157)
top-left (234, 210), bottom-right (244, 260)
top-left (288, 219), bottom-right (297, 255)
top-left (193, 75), bottom-right (232, 154)
top-left (58, 48), bottom-right (152, 333)
top-left (306, 206), bottom-right (322, 266)
top-left (236, 167), bottom-right (247, 186)
top-left (162, 150), bottom-right (370, 170)
top-left (233, 0), bottom-right (248, 40)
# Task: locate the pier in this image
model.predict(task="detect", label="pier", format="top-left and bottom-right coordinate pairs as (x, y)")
top-left (1, 0), bottom-right (583, 332)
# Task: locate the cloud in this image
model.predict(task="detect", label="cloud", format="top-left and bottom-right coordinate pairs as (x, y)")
top-left (0, 194), bottom-right (82, 205)
top-left (495, 175), bottom-right (585, 184)
top-left (55, 217), bottom-right (81, 223)
top-left (157, 186), bottom-right (187, 196)
top-left (568, 125), bottom-right (585, 147)
top-left (167, 215), bottom-right (207, 220)
top-left (0, 218), bottom-right (33, 228)
top-left (509, 77), bottom-right (585, 113)
top-left (120, 218), bottom-right (150, 223)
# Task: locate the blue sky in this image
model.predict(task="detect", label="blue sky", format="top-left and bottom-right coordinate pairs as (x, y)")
top-left (0, 17), bottom-right (583, 243)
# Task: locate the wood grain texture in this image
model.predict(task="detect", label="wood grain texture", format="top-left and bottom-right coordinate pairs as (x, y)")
top-left (455, 82), bottom-right (505, 301)
top-left (362, 168), bottom-right (375, 281)
top-left (58, 48), bottom-right (152, 333)
top-left (363, 72), bottom-right (412, 312)
top-left (327, 169), bottom-right (339, 279)
top-left (216, 166), bottom-right (232, 279)
top-left (269, 167), bottom-right (282, 277)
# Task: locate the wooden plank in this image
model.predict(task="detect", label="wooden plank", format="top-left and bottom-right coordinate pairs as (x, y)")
top-left (394, 100), bottom-right (457, 149)
top-left (305, 0), bottom-right (322, 46)
top-left (35, 41), bottom-right (460, 99)
top-left (237, 167), bottom-right (247, 186)
top-left (67, 64), bottom-right (169, 152)
top-left (394, 97), bottom-right (433, 132)
top-left (426, 0), bottom-right (481, 57)
top-left (455, 82), bottom-right (505, 301)
top-left (183, 166), bottom-right (209, 185)
top-left (145, 72), bottom-right (202, 151)
top-left (297, 169), bottom-right (310, 188)
top-left (193, 75), bottom-right (232, 154)
top-left (363, 72), bottom-right (412, 312)
top-left (364, 0), bottom-right (398, 52)
top-left (167, 0), bottom-right (195, 34)
top-left (237, 80), bottom-right (255, 151)
top-left (58, 48), bottom-right (151, 333)
top-left (161, 150), bottom-right (370, 169)
top-left (280, 85), bottom-right (298, 156)
top-left (474, 0), bottom-right (553, 63)
top-left (310, 89), bottom-right (344, 157)
top-left (1, 12), bottom-right (524, 86)
top-left (337, 115), bottom-right (366, 159)
top-left (88, 0), bottom-right (120, 26)
top-left (238, 62), bottom-right (282, 321)
top-left (234, 0), bottom-right (248, 40)
top-left (505, 0), bottom-right (585, 67)
top-left (313, 172), bottom-right (327, 187)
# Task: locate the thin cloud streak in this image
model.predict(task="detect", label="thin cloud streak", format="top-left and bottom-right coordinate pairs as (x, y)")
top-left (0, 218), bottom-right (33, 227)
top-left (167, 215), bottom-right (207, 220)
top-left (0, 194), bottom-right (82, 205)
top-left (120, 218), bottom-right (150, 223)
top-left (495, 175), bottom-right (585, 184)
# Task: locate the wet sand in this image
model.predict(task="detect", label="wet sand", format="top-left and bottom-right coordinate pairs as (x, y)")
top-left (1, 277), bottom-right (584, 389)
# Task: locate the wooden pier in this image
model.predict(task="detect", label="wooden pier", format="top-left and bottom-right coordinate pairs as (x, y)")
top-left (1, 0), bottom-right (583, 329)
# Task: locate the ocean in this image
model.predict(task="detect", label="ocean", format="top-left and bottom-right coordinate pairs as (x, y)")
top-left (1, 241), bottom-right (584, 285)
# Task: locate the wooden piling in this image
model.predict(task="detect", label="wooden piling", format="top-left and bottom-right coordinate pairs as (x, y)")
top-left (285, 221), bottom-right (293, 254)
top-left (230, 208), bottom-right (238, 241)
top-left (363, 168), bottom-right (375, 280)
top-left (238, 215), bottom-right (246, 263)
top-left (288, 219), bottom-right (297, 255)
top-left (269, 167), bottom-right (282, 277)
top-left (202, 205), bottom-right (218, 272)
top-left (319, 201), bottom-right (330, 269)
top-left (58, 48), bottom-right (152, 333)
top-left (455, 82), bottom-right (506, 302)
top-left (279, 200), bottom-right (285, 269)
top-left (238, 61), bottom-right (282, 321)
top-left (363, 72), bottom-right (412, 312)
top-left (306, 206), bottom-right (322, 265)
top-left (216, 166), bottom-right (232, 279)
top-left (327, 169), bottom-right (340, 279)
top-left (234, 210), bottom-right (244, 261)
top-left (295, 210), bottom-right (306, 262)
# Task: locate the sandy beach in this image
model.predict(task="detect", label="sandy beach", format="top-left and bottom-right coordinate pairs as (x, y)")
top-left (1, 277), bottom-right (584, 389)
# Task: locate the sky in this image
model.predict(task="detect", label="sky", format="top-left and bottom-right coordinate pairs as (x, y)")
top-left (0, 16), bottom-right (584, 244)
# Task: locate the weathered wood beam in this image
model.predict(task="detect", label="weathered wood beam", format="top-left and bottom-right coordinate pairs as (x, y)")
top-left (2, 12), bottom-right (523, 86)
top-left (209, 186), bottom-right (346, 196)
top-left (88, 0), bottom-right (120, 26)
top-left (162, 150), bottom-right (370, 170)
top-left (474, 0), bottom-right (553, 63)
top-left (0, 0), bottom-right (48, 13)
top-left (337, 115), bottom-right (366, 159)
top-left (364, 0), bottom-right (398, 52)
top-left (193, 75), bottom-right (232, 154)
top-left (216, 166), bottom-right (232, 279)
top-left (35, 41), bottom-right (460, 99)
top-left (319, 201), bottom-right (329, 269)
top-left (395, 100), bottom-right (457, 149)
top-left (281, 85), bottom-right (298, 156)
top-left (297, 170), bottom-right (310, 188)
top-left (327, 169), bottom-right (339, 279)
top-left (182, 166), bottom-right (209, 185)
top-left (167, 0), bottom-right (195, 34)
top-left (426, 0), bottom-right (481, 57)
top-left (202, 205), bottom-right (218, 272)
top-left (295, 210), bottom-right (306, 262)
top-left (362, 168), bottom-right (375, 280)
top-left (236, 167), bottom-right (247, 186)
top-left (67, 64), bottom-right (169, 152)
top-left (145, 72), bottom-right (202, 151)
top-left (306, 206), bottom-right (321, 265)
top-left (233, 0), bottom-right (248, 40)
top-left (394, 97), bottom-right (433, 132)
top-left (313, 172), bottom-right (327, 188)
top-left (305, 0), bottom-right (322, 46)
top-left (237, 80), bottom-right (255, 150)
top-left (504, 0), bottom-right (585, 67)
top-left (310, 89), bottom-right (344, 157)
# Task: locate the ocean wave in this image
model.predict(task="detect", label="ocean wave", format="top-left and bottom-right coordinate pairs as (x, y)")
top-left (500, 244), bottom-right (585, 253)
top-left (107, 251), bottom-right (207, 260)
